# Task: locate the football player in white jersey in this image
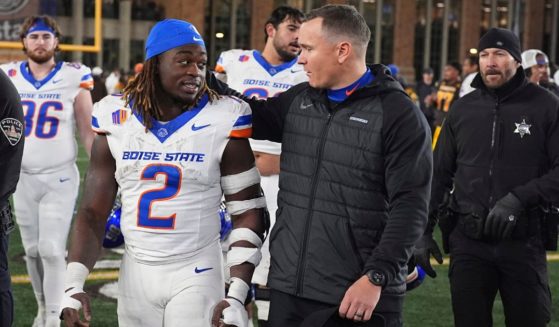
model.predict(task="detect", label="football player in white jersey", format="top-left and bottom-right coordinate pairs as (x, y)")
top-left (60, 19), bottom-right (266, 327)
top-left (0, 16), bottom-right (94, 327)
top-left (214, 6), bottom-right (307, 326)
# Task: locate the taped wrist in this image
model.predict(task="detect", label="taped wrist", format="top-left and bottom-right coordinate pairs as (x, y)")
top-left (60, 287), bottom-right (84, 314)
top-left (65, 262), bottom-right (89, 291)
top-left (227, 277), bottom-right (250, 304)
top-left (60, 262), bottom-right (89, 319)
top-left (221, 167), bottom-right (260, 195)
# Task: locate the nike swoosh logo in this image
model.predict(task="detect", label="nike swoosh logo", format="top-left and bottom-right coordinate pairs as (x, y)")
top-left (192, 123), bottom-right (211, 131)
top-left (300, 103), bottom-right (313, 109)
top-left (194, 267), bottom-right (213, 274)
top-left (59, 178), bottom-right (70, 183)
top-left (291, 69), bottom-right (303, 73)
top-left (345, 83), bottom-right (360, 96)
top-left (52, 79), bottom-right (63, 84)
top-left (193, 36), bottom-right (203, 41)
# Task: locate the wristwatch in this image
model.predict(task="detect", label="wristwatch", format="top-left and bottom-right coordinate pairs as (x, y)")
top-left (366, 270), bottom-right (386, 288)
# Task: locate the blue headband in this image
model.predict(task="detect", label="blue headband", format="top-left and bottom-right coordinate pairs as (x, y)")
top-left (145, 19), bottom-right (205, 60)
top-left (27, 19), bottom-right (55, 36)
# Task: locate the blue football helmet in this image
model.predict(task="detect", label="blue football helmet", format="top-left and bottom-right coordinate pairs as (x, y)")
top-left (219, 202), bottom-right (233, 241)
top-left (406, 265), bottom-right (426, 291)
top-left (103, 205), bottom-right (124, 248)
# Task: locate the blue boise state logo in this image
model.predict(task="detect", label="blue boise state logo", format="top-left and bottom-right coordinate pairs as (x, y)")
top-left (157, 128), bottom-right (168, 138)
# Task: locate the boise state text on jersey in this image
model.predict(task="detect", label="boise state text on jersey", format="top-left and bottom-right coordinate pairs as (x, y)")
top-left (91, 94), bottom-right (252, 264)
top-left (0, 61), bottom-right (93, 173)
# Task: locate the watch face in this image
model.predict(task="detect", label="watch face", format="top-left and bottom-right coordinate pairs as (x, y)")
top-left (368, 270), bottom-right (385, 286)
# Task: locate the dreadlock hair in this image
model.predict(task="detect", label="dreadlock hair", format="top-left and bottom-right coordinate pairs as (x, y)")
top-left (122, 56), bottom-right (220, 130)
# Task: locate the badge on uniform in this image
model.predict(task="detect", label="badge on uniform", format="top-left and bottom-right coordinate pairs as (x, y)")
top-left (1, 118), bottom-right (23, 146)
top-left (514, 118), bottom-right (531, 138)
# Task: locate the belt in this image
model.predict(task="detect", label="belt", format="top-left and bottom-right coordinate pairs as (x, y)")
top-left (456, 208), bottom-right (542, 241)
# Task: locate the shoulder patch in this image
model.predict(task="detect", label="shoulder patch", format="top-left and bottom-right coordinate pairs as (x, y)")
top-left (1, 118), bottom-right (23, 146)
top-left (111, 109), bottom-right (130, 125)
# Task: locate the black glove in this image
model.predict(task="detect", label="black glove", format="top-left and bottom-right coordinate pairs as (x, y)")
top-left (414, 234), bottom-right (443, 278)
top-left (484, 193), bottom-right (524, 241)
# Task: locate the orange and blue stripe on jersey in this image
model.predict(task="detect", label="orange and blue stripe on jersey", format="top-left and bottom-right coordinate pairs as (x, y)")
top-left (229, 114), bottom-right (252, 138)
top-left (80, 73), bottom-right (94, 90)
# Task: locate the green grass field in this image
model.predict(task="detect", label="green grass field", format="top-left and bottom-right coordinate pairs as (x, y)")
top-left (8, 146), bottom-right (559, 326)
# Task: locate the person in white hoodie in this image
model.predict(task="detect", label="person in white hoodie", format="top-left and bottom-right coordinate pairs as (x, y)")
top-left (459, 53), bottom-right (478, 98)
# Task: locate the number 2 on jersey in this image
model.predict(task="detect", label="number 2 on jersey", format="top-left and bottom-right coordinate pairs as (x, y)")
top-left (138, 164), bottom-right (182, 229)
top-left (243, 88), bottom-right (282, 99)
top-left (21, 100), bottom-right (63, 138)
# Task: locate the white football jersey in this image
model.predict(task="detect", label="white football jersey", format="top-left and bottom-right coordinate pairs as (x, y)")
top-left (215, 49), bottom-right (307, 155)
top-left (0, 61), bottom-right (93, 173)
top-left (92, 94), bottom-right (253, 263)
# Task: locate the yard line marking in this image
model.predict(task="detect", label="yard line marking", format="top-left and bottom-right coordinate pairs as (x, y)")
top-left (10, 254), bottom-right (559, 284)
top-left (12, 270), bottom-right (119, 284)
top-left (430, 253), bottom-right (559, 265)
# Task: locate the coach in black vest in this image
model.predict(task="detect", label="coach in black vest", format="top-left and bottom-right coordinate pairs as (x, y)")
top-left (213, 4), bottom-right (432, 327)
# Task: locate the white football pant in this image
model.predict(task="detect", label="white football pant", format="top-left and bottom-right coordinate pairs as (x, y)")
top-left (13, 163), bottom-right (79, 324)
top-left (118, 241), bottom-right (225, 327)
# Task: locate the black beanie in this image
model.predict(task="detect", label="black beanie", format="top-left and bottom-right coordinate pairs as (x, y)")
top-left (478, 28), bottom-right (522, 63)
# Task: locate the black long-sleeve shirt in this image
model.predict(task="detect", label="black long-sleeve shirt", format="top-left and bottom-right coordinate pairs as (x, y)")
top-left (0, 69), bottom-right (24, 206)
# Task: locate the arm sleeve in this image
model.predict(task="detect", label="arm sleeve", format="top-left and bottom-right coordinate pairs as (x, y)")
top-left (512, 104), bottom-right (559, 207)
top-left (363, 91), bottom-right (433, 285)
top-left (0, 70), bottom-right (24, 204)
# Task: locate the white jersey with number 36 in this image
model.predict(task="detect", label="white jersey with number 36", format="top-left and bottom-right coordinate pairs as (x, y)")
top-left (0, 61), bottom-right (93, 173)
top-left (92, 94), bottom-right (252, 263)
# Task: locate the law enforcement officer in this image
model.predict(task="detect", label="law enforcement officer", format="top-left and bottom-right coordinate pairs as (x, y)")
top-left (416, 28), bottom-right (559, 326)
top-left (0, 68), bottom-right (25, 327)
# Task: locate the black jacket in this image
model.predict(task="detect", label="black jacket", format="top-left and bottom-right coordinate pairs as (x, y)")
top-left (431, 68), bottom-right (559, 216)
top-left (244, 65), bottom-right (432, 311)
top-left (0, 69), bottom-right (24, 207)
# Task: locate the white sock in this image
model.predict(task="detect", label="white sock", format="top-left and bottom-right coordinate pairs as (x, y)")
top-left (27, 255), bottom-right (45, 308)
top-left (42, 254), bottom-right (66, 321)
